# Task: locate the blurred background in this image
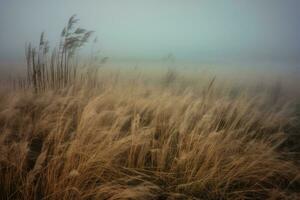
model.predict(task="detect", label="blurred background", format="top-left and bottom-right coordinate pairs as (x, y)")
top-left (0, 0), bottom-right (299, 74)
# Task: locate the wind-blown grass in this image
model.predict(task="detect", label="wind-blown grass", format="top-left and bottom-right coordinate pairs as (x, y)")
top-left (0, 72), bottom-right (299, 199)
top-left (1, 15), bottom-right (299, 200)
top-left (24, 15), bottom-right (94, 92)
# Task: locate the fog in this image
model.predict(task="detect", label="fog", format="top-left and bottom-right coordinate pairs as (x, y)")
top-left (0, 0), bottom-right (300, 69)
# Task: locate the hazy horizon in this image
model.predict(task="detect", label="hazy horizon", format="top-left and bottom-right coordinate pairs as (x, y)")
top-left (0, 0), bottom-right (300, 68)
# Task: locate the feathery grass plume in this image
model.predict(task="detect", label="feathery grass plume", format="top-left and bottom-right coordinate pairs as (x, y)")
top-left (4, 11), bottom-right (299, 200)
top-left (24, 15), bottom-right (94, 92)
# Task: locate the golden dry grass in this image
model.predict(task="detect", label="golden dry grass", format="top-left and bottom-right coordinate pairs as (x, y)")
top-left (0, 69), bottom-right (300, 200)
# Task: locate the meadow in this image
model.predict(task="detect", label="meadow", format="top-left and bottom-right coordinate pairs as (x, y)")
top-left (0, 16), bottom-right (299, 200)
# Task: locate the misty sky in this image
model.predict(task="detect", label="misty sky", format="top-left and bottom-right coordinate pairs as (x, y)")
top-left (0, 0), bottom-right (300, 66)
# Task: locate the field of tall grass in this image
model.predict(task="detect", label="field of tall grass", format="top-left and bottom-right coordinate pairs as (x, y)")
top-left (0, 16), bottom-right (300, 200)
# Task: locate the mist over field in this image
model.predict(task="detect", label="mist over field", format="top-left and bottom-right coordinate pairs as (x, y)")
top-left (1, 0), bottom-right (300, 66)
top-left (0, 1), bottom-right (300, 200)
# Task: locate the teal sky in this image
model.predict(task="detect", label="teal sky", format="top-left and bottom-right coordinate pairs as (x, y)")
top-left (0, 0), bottom-right (300, 66)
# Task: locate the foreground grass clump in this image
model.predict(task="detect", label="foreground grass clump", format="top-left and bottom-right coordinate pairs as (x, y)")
top-left (0, 76), bottom-right (299, 200)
